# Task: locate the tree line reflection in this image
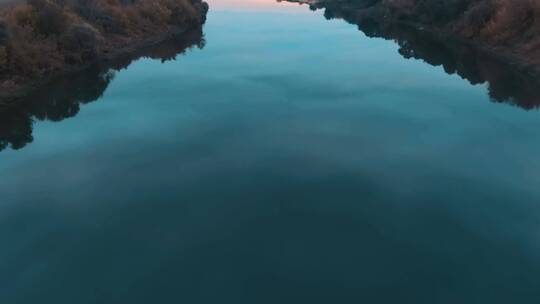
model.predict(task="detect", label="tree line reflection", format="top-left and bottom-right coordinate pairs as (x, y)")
top-left (287, 0), bottom-right (540, 110)
top-left (0, 28), bottom-right (204, 152)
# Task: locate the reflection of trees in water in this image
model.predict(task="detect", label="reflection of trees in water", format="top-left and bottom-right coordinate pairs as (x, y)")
top-left (0, 28), bottom-right (204, 152)
top-left (0, 69), bottom-right (114, 151)
top-left (363, 21), bottom-right (540, 110)
top-left (290, 0), bottom-right (540, 110)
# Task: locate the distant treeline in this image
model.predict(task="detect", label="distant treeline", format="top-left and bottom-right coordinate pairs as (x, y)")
top-left (295, 0), bottom-right (540, 73)
top-left (0, 0), bottom-right (208, 96)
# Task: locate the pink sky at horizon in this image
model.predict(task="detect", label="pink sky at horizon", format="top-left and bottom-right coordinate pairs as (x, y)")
top-left (207, 0), bottom-right (310, 12)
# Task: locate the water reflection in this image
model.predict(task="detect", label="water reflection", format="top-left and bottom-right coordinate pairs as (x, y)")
top-left (286, 0), bottom-right (540, 109)
top-left (0, 28), bottom-right (205, 152)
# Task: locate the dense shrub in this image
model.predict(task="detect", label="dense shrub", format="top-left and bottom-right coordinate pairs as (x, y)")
top-left (0, 19), bottom-right (8, 45)
top-left (453, 0), bottom-right (496, 38)
top-left (411, 0), bottom-right (473, 25)
top-left (480, 0), bottom-right (540, 44)
top-left (386, 0), bottom-right (540, 65)
top-left (0, 20), bottom-right (7, 72)
top-left (0, 0), bottom-right (208, 92)
top-left (11, 4), bottom-right (37, 28)
top-left (60, 24), bottom-right (98, 63)
top-left (28, 0), bottom-right (69, 36)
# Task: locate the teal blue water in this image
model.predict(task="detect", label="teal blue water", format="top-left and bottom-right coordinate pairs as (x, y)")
top-left (1, 4), bottom-right (539, 303)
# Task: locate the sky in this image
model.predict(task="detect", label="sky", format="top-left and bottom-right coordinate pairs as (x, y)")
top-left (207, 0), bottom-right (309, 12)
top-left (0, 0), bottom-right (309, 11)
top-left (0, 0), bottom-right (309, 10)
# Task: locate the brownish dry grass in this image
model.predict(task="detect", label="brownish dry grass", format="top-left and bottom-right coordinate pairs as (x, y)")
top-left (0, 0), bottom-right (208, 91)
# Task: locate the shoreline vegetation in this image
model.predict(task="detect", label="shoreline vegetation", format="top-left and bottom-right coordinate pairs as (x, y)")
top-left (287, 0), bottom-right (540, 75)
top-left (0, 27), bottom-right (204, 151)
top-left (286, 0), bottom-right (540, 108)
top-left (2, 0), bottom-right (539, 107)
top-left (0, 0), bottom-right (208, 102)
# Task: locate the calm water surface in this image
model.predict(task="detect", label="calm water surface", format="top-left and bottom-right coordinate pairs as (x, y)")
top-left (1, 1), bottom-right (540, 303)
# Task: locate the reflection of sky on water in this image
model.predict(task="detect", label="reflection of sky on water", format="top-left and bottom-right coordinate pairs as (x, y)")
top-left (1, 3), bottom-right (540, 304)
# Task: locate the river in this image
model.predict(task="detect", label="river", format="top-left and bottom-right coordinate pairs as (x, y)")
top-left (1, 1), bottom-right (539, 303)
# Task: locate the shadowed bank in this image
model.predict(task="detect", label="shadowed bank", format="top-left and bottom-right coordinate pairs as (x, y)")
top-left (0, 28), bottom-right (204, 152)
top-left (287, 0), bottom-right (540, 109)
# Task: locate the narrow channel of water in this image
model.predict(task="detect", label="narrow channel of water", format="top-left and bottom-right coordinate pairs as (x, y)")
top-left (1, 1), bottom-right (539, 303)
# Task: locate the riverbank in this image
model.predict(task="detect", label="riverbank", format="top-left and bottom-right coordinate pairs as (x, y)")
top-left (0, 26), bottom-right (204, 151)
top-left (0, 0), bottom-right (208, 103)
top-left (289, 0), bottom-right (540, 79)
